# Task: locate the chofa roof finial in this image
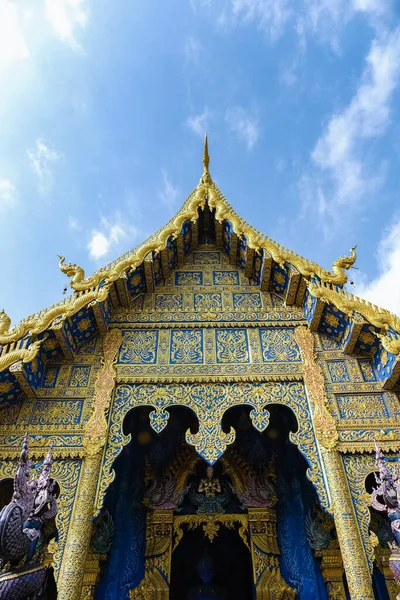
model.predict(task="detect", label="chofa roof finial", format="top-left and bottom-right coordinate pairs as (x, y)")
top-left (203, 132), bottom-right (210, 173)
top-left (200, 133), bottom-right (212, 186)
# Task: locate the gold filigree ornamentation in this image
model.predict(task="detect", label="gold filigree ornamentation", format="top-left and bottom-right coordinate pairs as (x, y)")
top-left (95, 381), bottom-right (329, 515)
top-left (308, 281), bottom-right (400, 355)
top-left (83, 330), bottom-right (122, 457)
top-left (295, 327), bottom-right (338, 450)
top-left (173, 513), bottom-right (249, 550)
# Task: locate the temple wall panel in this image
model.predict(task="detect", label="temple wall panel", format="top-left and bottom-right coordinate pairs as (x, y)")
top-left (1, 248), bottom-right (399, 599)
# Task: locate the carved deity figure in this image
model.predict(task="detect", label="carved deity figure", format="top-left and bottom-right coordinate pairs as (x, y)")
top-left (372, 444), bottom-right (400, 549)
top-left (190, 465), bottom-right (230, 514)
top-left (198, 466), bottom-right (221, 498)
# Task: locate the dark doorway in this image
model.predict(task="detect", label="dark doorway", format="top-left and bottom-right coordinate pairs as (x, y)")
top-left (170, 526), bottom-right (254, 600)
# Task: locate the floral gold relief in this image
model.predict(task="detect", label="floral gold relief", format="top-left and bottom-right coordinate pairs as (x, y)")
top-left (294, 326), bottom-right (338, 450)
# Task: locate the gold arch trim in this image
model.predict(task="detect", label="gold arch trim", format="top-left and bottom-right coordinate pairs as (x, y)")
top-left (95, 381), bottom-right (330, 517)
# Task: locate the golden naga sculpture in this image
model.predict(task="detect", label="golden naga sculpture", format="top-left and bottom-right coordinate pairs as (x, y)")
top-left (0, 339), bottom-right (43, 373)
top-left (308, 281), bottom-right (400, 355)
top-left (0, 285), bottom-right (109, 348)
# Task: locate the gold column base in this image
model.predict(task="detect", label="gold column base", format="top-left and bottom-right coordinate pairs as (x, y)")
top-left (315, 548), bottom-right (346, 600)
top-left (80, 550), bottom-right (105, 599)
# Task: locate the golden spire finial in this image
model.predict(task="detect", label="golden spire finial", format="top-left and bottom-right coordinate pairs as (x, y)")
top-left (200, 133), bottom-right (212, 185)
top-left (203, 133), bottom-right (210, 173)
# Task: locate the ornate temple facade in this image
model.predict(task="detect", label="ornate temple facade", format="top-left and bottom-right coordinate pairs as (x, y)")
top-left (0, 137), bottom-right (400, 599)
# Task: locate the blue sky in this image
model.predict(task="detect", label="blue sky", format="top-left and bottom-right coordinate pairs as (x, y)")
top-left (1, 0), bottom-right (400, 324)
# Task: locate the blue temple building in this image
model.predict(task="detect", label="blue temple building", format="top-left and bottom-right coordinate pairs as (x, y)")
top-left (0, 136), bottom-right (399, 599)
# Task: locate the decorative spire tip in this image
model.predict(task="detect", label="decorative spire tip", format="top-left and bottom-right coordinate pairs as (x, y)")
top-left (203, 133), bottom-right (210, 173)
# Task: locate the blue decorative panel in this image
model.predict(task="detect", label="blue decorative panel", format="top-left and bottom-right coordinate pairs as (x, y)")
top-left (30, 399), bottom-right (84, 426)
top-left (43, 365), bottom-right (60, 388)
top-left (23, 346), bottom-right (45, 389)
top-left (39, 330), bottom-right (62, 361)
top-left (118, 330), bottom-right (158, 364)
top-left (233, 293), bottom-right (262, 311)
top-left (373, 343), bottom-right (397, 384)
top-left (320, 334), bottom-right (340, 351)
top-left (336, 394), bottom-right (389, 421)
top-left (181, 220), bottom-right (192, 255)
top-left (0, 371), bottom-right (21, 404)
top-left (213, 271), bottom-right (240, 286)
top-left (269, 263), bottom-right (288, 296)
top-left (354, 323), bottom-right (379, 354)
top-left (170, 330), bottom-right (204, 364)
top-left (216, 329), bottom-right (249, 363)
top-left (319, 304), bottom-right (348, 342)
top-left (69, 308), bottom-right (97, 343)
top-left (304, 289), bottom-right (317, 326)
top-left (99, 298), bottom-right (112, 328)
top-left (155, 294), bottom-right (183, 311)
top-left (250, 252), bottom-right (263, 286)
top-left (259, 328), bottom-right (301, 362)
top-left (77, 337), bottom-right (97, 354)
top-left (223, 220), bottom-right (232, 255)
top-left (236, 235), bottom-right (247, 269)
top-left (167, 236), bottom-right (178, 270)
top-left (69, 365), bottom-right (91, 387)
top-left (175, 271), bottom-right (203, 286)
top-left (358, 360), bottom-right (376, 382)
top-left (127, 264), bottom-right (146, 297)
top-left (193, 251), bottom-right (220, 264)
top-left (153, 252), bottom-right (163, 285)
top-left (327, 361), bottom-right (350, 383)
top-left (194, 293), bottom-right (222, 311)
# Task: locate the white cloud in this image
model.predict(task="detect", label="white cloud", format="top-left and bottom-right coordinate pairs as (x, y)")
top-left (186, 108), bottom-right (211, 137)
top-left (27, 138), bottom-right (60, 194)
top-left (88, 221), bottom-right (127, 260)
top-left (356, 216), bottom-right (400, 315)
top-left (87, 214), bottom-right (143, 260)
top-left (225, 106), bottom-right (260, 150)
top-left (0, 177), bottom-right (16, 211)
top-left (0, 0), bottom-right (29, 70)
top-left (158, 170), bottom-right (180, 210)
top-left (197, 0), bottom-right (391, 45)
top-left (305, 27), bottom-right (400, 214)
top-left (45, 0), bottom-right (88, 51)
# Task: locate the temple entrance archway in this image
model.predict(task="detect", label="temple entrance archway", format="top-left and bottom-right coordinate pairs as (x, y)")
top-left (96, 403), bottom-right (347, 599)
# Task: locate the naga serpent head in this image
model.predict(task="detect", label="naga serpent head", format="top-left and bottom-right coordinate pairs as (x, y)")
top-left (333, 245), bottom-right (357, 271)
top-left (58, 255), bottom-right (85, 280)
